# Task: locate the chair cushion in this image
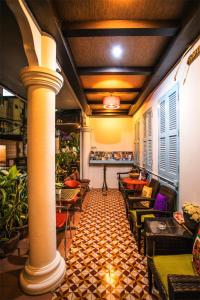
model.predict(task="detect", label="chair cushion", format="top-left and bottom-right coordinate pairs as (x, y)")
top-left (64, 179), bottom-right (80, 188)
top-left (141, 186), bottom-right (153, 208)
top-left (153, 254), bottom-right (194, 294)
top-left (130, 209), bottom-right (155, 224)
top-left (154, 192), bottom-right (168, 211)
top-left (56, 212), bottom-right (67, 228)
top-left (142, 186), bottom-right (152, 198)
top-left (192, 227), bottom-right (200, 275)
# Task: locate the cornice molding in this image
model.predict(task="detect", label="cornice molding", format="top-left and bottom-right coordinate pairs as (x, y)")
top-left (20, 66), bottom-right (63, 94)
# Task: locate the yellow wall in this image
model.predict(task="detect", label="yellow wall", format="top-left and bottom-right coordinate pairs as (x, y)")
top-left (89, 117), bottom-right (134, 188)
top-left (90, 117), bottom-right (133, 151)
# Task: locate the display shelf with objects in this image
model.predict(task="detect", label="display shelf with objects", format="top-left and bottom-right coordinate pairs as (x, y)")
top-left (89, 151), bottom-right (134, 165)
top-left (89, 151), bottom-right (134, 194)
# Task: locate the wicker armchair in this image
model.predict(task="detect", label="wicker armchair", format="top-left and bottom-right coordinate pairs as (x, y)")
top-left (148, 231), bottom-right (200, 300)
top-left (130, 185), bottom-right (177, 252)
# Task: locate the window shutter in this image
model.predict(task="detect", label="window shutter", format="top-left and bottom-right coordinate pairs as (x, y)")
top-left (158, 84), bottom-right (179, 180)
top-left (159, 98), bottom-right (167, 174)
top-left (168, 87), bottom-right (178, 178)
top-left (143, 108), bottom-right (152, 170)
top-left (134, 120), bottom-right (140, 165)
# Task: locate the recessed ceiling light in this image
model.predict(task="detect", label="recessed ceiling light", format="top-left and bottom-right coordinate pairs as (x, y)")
top-left (112, 45), bottom-right (122, 58)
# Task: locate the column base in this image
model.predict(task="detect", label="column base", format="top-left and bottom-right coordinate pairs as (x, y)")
top-left (20, 251), bottom-right (65, 295)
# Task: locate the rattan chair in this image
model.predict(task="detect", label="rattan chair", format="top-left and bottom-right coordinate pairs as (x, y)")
top-left (130, 185), bottom-right (177, 252)
top-left (148, 228), bottom-right (200, 300)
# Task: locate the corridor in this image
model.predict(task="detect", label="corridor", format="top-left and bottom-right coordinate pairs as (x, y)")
top-left (53, 190), bottom-right (151, 300)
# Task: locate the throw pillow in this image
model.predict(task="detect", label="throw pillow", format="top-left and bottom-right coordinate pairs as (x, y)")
top-left (141, 186), bottom-right (153, 208)
top-left (192, 227), bottom-right (200, 275)
top-left (141, 186), bottom-right (152, 198)
top-left (64, 180), bottom-right (80, 188)
top-left (154, 193), bottom-right (168, 211)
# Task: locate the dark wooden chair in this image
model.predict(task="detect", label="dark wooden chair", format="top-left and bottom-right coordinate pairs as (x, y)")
top-left (130, 185), bottom-right (177, 252)
top-left (120, 178), bottom-right (160, 218)
top-left (127, 178), bottom-right (160, 210)
top-left (148, 227), bottom-right (200, 300)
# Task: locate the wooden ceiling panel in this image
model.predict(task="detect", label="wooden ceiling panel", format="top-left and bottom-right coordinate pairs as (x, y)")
top-left (55, 0), bottom-right (189, 22)
top-left (86, 92), bottom-right (138, 101)
top-left (80, 75), bottom-right (147, 89)
top-left (68, 36), bottom-right (170, 67)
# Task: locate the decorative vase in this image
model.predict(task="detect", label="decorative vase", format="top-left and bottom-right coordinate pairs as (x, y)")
top-left (183, 211), bottom-right (199, 232)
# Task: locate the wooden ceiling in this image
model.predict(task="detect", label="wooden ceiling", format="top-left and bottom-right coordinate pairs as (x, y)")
top-left (26, 0), bottom-right (200, 116)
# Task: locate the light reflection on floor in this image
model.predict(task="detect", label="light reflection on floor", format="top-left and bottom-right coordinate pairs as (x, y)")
top-left (52, 189), bottom-right (152, 300)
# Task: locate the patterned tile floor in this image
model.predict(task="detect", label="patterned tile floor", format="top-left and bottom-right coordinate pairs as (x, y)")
top-left (52, 189), bottom-right (153, 300)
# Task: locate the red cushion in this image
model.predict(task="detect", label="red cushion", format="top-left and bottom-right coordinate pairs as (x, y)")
top-left (64, 180), bottom-right (80, 188)
top-left (56, 212), bottom-right (67, 228)
top-left (72, 195), bottom-right (79, 203)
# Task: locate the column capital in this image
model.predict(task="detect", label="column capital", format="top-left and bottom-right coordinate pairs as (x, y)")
top-left (81, 126), bottom-right (91, 133)
top-left (20, 66), bottom-right (63, 94)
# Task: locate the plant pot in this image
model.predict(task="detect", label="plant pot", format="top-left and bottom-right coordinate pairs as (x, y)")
top-left (0, 231), bottom-right (20, 258)
top-left (15, 224), bottom-right (28, 239)
top-left (183, 212), bottom-right (199, 232)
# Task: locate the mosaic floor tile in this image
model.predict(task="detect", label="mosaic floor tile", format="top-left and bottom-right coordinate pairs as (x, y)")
top-left (52, 189), bottom-right (153, 299)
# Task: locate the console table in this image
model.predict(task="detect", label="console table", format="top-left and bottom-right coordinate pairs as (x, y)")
top-left (89, 159), bottom-right (134, 195)
top-left (144, 217), bottom-right (193, 256)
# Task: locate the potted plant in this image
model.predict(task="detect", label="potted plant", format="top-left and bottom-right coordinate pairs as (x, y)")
top-left (0, 165), bottom-right (28, 257)
top-left (55, 151), bottom-right (77, 182)
top-left (182, 202), bottom-right (200, 233)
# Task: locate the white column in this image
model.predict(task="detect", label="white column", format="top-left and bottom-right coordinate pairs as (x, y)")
top-left (19, 65), bottom-right (65, 295)
top-left (81, 126), bottom-right (91, 180)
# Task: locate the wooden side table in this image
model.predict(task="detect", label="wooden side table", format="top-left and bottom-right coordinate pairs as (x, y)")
top-left (144, 217), bottom-right (193, 256)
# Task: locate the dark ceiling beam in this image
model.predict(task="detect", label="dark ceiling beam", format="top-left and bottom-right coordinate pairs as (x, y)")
top-left (26, 0), bottom-right (91, 115)
top-left (129, 3), bottom-right (200, 116)
top-left (88, 100), bottom-right (133, 105)
top-left (63, 20), bottom-right (178, 37)
top-left (85, 88), bottom-right (141, 93)
top-left (78, 66), bottom-right (153, 75)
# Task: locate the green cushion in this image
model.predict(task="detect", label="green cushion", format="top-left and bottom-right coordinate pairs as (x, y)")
top-left (141, 214), bottom-right (155, 222)
top-left (130, 209), bottom-right (155, 224)
top-left (153, 254), bottom-right (194, 294)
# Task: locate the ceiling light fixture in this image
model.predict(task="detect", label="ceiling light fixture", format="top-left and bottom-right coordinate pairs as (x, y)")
top-left (111, 45), bottom-right (122, 58)
top-left (103, 95), bottom-right (120, 109)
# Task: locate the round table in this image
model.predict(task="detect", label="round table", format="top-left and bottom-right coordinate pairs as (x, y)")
top-left (122, 178), bottom-right (147, 191)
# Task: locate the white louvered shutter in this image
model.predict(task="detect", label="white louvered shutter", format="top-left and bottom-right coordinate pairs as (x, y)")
top-left (134, 120), bottom-right (140, 165)
top-left (168, 88), bottom-right (178, 179)
top-left (158, 84), bottom-right (179, 180)
top-left (143, 109), bottom-right (152, 170)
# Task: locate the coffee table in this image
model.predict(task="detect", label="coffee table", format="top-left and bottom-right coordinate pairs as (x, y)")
top-left (122, 178), bottom-right (147, 191)
top-left (144, 217), bottom-right (193, 256)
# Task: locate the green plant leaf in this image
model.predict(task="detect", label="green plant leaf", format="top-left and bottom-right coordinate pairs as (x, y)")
top-left (0, 188), bottom-right (6, 205)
